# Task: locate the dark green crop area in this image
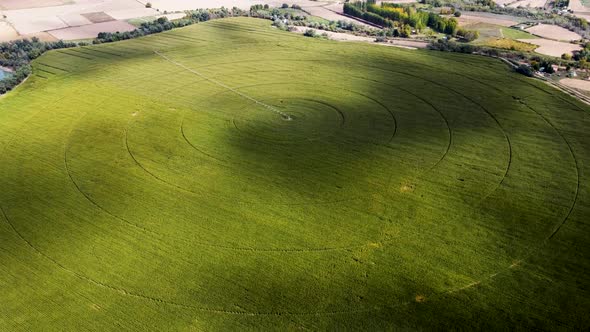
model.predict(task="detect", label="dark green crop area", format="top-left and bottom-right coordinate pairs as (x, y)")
top-left (0, 17), bottom-right (589, 330)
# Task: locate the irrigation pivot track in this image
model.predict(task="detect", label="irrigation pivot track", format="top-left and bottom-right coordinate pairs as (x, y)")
top-left (0, 17), bottom-right (588, 330)
top-left (155, 50), bottom-right (292, 121)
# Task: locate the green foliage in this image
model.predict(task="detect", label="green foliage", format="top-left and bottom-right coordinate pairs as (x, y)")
top-left (515, 64), bottom-right (534, 76)
top-left (94, 7), bottom-right (249, 44)
top-left (343, 3), bottom-right (394, 27)
top-left (344, 1), bottom-right (469, 36)
top-left (400, 24), bottom-right (412, 37)
top-left (501, 27), bottom-right (537, 39)
top-left (303, 28), bottom-right (318, 37)
top-left (457, 27), bottom-right (480, 41)
top-left (541, 60), bottom-right (555, 73)
top-left (0, 38), bottom-right (78, 94)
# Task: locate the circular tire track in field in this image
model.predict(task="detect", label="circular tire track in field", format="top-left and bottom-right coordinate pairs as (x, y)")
top-left (351, 60), bottom-right (582, 304)
top-left (518, 100), bottom-right (580, 240)
top-left (82, 65), bottom-right (517, 317)
top-left (0, 203), bottom-right (410, 317)
top-left (135, 82), bottom-right (397, 204)
top-left (38, 51), bottom-right (577, 314)
top-left (68, 119), bottom-right (374, 252)
top-left (355, 64), bottom-right (513, 201)
top-left (64, 112), bottom-right (161, 237)
top-left (350, 75), bottom-right (452, 173)
top-left (57, 112), bottom-right (388, 253)
top-left (230, 97), bottom-right (346, 144)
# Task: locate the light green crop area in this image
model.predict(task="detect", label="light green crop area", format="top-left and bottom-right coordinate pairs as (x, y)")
top-left (0, 17), bottom-right (589, 330)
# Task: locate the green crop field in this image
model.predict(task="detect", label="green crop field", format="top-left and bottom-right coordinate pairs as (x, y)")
top-left (0, 17), bottom-right (589, 330)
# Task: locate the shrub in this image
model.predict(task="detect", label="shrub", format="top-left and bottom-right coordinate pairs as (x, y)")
top-left (515, 64), bottom-right (533, 77)
top-left (541, 61), bottom-right (555, 73)
top-left (303, 29), bottom-right (317, 37)
top-left (282, 3), bottom-right (289, 8)
top-left (456, 28), bottom-right (479, 41)
top-left (145, 2), bottom-right (152, 8)
top-left (400, 24), bottom-right (411, 37)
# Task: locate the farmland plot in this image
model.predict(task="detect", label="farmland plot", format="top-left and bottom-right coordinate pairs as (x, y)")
top-left (0, 17), bottom-right (589, 331)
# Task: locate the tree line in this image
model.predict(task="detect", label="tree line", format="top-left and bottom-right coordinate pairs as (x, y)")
top-left (0, 38), bottom-right (79, 94)
top-left (343, 1), bottom-right (478, 40)
top-left (94, 8), bottom-right (248, 43)
top-left (0, 7), bottom-right (251, 95)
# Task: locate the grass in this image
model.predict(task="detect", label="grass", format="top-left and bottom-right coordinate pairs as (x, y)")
top-left (0, 17), bottom-right (589, 330)
top-left (501, 27), bottom-right (537, 39)
top-left (306, 15), bottom-right (331, 24)
top-left (127, 16), bottom-right (159, 27)
top-left (464, 23), bottom-right (536, 44)
top-left (463, 22), bottom-right (503, 43)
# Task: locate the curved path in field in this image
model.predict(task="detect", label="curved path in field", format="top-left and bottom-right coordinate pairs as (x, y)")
top-left (0, 18), bottom-right (588, 330)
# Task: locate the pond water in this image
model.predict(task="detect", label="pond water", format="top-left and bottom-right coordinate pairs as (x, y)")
top-left (0, 68), bottom-right (12, 80)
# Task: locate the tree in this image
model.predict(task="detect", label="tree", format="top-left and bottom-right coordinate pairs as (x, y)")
top-left (303, 29), bottom-right (317, 37)
top-left (400, 24), bottom-right (411, 37)
top-left (456, 28), bottom-right (479, 41)
top-left (515, 64), bottom-right (533, 77)
top-left (445, 18), bottom-right (458, 35)
top-left (437, 20), bottom-right (446, 33)
top-left (145, 2), bottom-right (152, 8)
top-left (541, 61), bottom-right (555, 73)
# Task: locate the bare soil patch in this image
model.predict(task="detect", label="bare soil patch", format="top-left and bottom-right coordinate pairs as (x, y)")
top-left (3, 0), bottom-right (154, 35)
top-left (400, 183), bottom-right (415, 192)
top-left (0, 0), bottom-right (69, 10)
top-left (493, 0), bottom-right (515, 5)
top-left (134, 0), bottom-right (370, 26)
top-left (82, 12), bottom-right (116, 24)
top-left (0, 21), bottom-right (19, 42)
top-left (456, 13), bottom-right (518, 27)
top-left (526, 24), bottom-right (581, 41)
top-left (508, 0), bottom-right (547, 8)
top-left (560, 78), bottom-right (590, 92)
top-left (22, 32), bottom-right (58, 42)
top-left (48, 20), bottom-right (135, 40)
top-left (291, 26), bottom-right (427, 49)
top-left (569, 0), bottom-right (590, 13)
top-left (59, 14), bottom-right (93, 27)
top-left (519, 38), bottom-right (582, 57)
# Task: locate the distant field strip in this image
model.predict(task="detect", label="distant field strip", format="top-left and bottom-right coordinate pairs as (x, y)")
top-left (0, 18), bottom-right (588, 331)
